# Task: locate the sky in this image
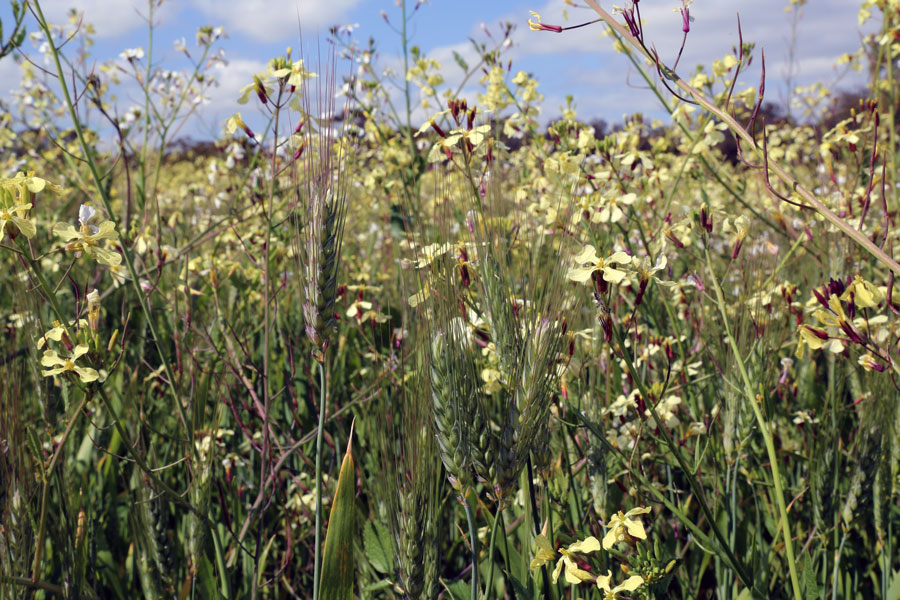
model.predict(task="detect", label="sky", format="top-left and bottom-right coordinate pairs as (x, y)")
top-left (0, 0), bottom-right (873, 141)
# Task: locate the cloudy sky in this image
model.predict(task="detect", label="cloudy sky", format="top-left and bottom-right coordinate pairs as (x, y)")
top-left (0, 0), bottom-right (872, 140)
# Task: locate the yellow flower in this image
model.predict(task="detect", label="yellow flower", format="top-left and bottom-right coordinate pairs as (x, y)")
top-left (528, 11), bottom-right (562, 32)
top-left (0, 171), bottom-right (63, 240)
top-left (597, 192), bottom-right (636, 224)
top-left (567, 245), bottom-right (631, 284)
top-left (0, 200), bottom-right (36, 239)
top-left (840, 275), bottom-right (883, 309)
top-left (37, 319), bottom-right (88, 349)
top-left (225, 112), bottom-right (254, 138)
top-left (551, 536), bottom-right (601, 585)
top-left (596, 570), bottom-right (644, 599)
top-left (271, 59), bottom-right (316, 88)
top-left (53, 205), bottom-right (122, 266)
top-left (529, 533), bottom-right (556, 570)
top-left (41, 345), bottom-right (99, 383)
top-left (54, 220), bottom-right (122, 266)
top-left (797, 324), bottom-right (828, 353)
top-left (602, 506), bottom-right (651, 549)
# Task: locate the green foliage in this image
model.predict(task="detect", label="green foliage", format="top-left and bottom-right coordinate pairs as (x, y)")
top-left (2, 0), bottom-right (900, 598)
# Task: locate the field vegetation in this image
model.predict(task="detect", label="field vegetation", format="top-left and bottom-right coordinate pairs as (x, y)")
top-left (1, 0), bottom-right (900, 598)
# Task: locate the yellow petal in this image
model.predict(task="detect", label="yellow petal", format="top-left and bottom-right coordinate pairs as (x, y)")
top-left (623, 518), bottom-right (647, 540)
top-left (75, 366), bottom-right (99, 383)
top-left (572, 245), bottom-right (599, 265)
top-left (552, 557), bottom-right (564, 584)
top-left (601, 266), bottom-right (627, 284)
top-left (40, 350), bottom-right (65, 368)
top-left (53, 222), bottom-right (81, 241)
top-left (798, 325), bottom-right (826, 350)
top-left (92, 221), bottom-right (119, 241)
top-left (91, 246), bottom-right (122, 266)
top-left (529, 534), bottom-right (556, 570)
top-left (613, 575), bottom-right (645, 593)
top-left (25, 176), bottom-right (47, 193)
top-left (601, 528), bottom-right (617, 550)
top-left (595, 570), bottom-right (613, 592)
top-left (567, 536), bottom-right (601, 554)
top-left (567, 265), bottom-right (596, 283)
top-left (11, 216), bottom-right (36, 239)
top-left (562, 557), bottom-right (594, 584)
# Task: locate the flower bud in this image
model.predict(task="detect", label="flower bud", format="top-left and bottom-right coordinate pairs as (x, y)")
top-left (87, 289), bottom-right (101, 333)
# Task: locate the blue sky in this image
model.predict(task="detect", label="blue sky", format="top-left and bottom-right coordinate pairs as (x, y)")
top-left (0, 0), bottom-right (872, 140)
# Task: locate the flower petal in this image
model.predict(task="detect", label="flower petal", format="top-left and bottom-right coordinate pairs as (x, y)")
top-left (601, 528), bottom-right (617, 550)
top-left (11, 216), bottom-right (36, 239)
top-left (74, 366), bottom-right (99, 383)
top-left (623, 518), bottom-right (647, 540)
top-left (91, 246), bottom-right (123, 266)
top-left (595, 570), bottom-right (613, 592)
top-left (572, 245), bottom-right (599, 265)
top-left (567, 536), bottom-right (601, 554)
top-left (552, 557), bottom-right (565, 584)
top-left (92, 221), bottom-right (119, 241)
top-left (530, 534), bottom-right (557, 570)
top-left (40, 350), bottom-right (65, 368)
top-left (601, 266), bottom-right (627, 284)
top-left (613, 575), bottom-right (645, 593)
top-left (53, 223), bottom-right (81, 241)
top-left (567, 265), bottom-right (596, 283)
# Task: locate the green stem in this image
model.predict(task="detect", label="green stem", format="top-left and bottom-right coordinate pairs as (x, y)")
top-left (526, 460), bottom-right (553, 599)
top-left (313, 359), bottom-right (327, 600)
top-left (31, 392), bottom-right (91, 581)
top-left (704, 247), bottom-right (803, 600)
top-left (463, 491), bottom-right (480, 600)
top-left (485, 506), bottom-right (501, 596)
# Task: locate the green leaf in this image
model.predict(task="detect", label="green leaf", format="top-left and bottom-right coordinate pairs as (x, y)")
top-left (800, 556), bottom-right (820, 600)
top-left (363, 519), bottom-right (394, 574)
top-left (507, 572), bottom-right (533, 600)
top-left (452, 51), bottom-right (468, 72)
top-left (320, 425), bottom-right (357, 600)
top-left (442, 578), bottom-right (471, 600)
top-left (886, 570), bottom-right (900, 600)
top-left (197, 555), bottom-right (219, 600)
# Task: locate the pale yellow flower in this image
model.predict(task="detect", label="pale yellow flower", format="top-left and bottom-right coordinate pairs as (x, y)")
top-left (41, 345), bottom-right (99, 383)
top-left (54, 219), bottom-right (122, 266)
top-left (602, 506), bottom-right (651, 549)
top-left (552, 536), bottom-right (601, 585)
top-left (840, 275), bottom-right (883, 309)
top-left (567, 245), bottom-right (631, 284)
top-left (596, 570), bottom-right (644, 599)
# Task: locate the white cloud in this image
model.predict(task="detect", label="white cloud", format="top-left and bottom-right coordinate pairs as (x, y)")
top-left (191, 0), bottom-right (361, 42)
top-left (510, 0), bottom-right (867, 90)
top-left (0, 57), bottom-right (23, 100)
top-left (36, 0), bottom-right (178, 39)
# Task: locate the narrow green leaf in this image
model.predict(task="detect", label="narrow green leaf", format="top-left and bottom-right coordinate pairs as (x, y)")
top-left (452, 50), bottom-right (468, 72)
top-left (320, 423), bottom-right (356, 600)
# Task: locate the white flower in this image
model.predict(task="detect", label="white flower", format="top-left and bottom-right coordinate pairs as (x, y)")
top-left (78, 204), bottom-right (99, 234)
top-left (119, 47), bottom-right (144, 61)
